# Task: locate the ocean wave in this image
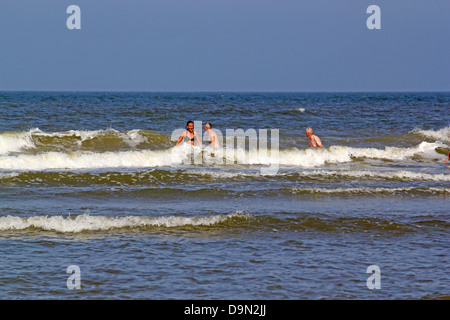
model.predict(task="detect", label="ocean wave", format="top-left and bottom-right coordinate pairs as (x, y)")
top-left (209, 141), bottom-right (444, 167)
top-left (0, 130), bottom-right (35, 155)
top-left (294, 170), bottom-right (450, 182)
top-left (288, 187), bottom-right (450, 195)
top-left (411, 126), bottom-right (450, 142)
top-left (184, 169), bottom-right (450, 181)
top-left (0, 147), bottom-right (188, 170)
top-left (0, 128), bottom-right (172, 154)
top-left (343, 141), bottom-right (445, 161)
top-left (20, 186), bottom-right (449, 199)
top-left (0, 212), bottom-right (251, 233)
top-left (1, 212), bottom-right (442, 234)
top-left (248, 141), bottom-right (443, 166)
top-left (1, 169), bottom-right (448, 186)
top-left (0, 140), bottom-right (445, 171)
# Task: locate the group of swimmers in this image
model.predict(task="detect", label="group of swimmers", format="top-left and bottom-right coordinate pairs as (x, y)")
top-left (175, 120), bottom-right (449, 165)
top-left (175, 120), bottom-right (323, 148)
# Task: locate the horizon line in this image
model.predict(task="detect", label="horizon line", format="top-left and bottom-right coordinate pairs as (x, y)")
top-left (1, 89), bottom-right (449, 94)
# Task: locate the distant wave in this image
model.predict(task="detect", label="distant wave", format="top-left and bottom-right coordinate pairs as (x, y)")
top-left (0, 212), bottom-right (250, 233)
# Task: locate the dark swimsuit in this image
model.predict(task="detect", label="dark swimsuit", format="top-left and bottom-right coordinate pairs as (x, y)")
top-left (184, 130), bottom-right (195, 143)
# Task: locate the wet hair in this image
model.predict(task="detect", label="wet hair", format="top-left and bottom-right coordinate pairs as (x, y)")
top-left (186, 120), bottom-right (194, 126)
top-left (205, 122), bottom-right (212, 129)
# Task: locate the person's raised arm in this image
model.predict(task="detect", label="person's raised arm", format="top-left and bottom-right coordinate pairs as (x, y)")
top-left (175, 132), bottom-right (185, 146)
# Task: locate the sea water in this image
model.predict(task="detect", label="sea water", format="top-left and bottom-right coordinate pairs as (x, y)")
top-left (0, 91), bottom-right (448, 299)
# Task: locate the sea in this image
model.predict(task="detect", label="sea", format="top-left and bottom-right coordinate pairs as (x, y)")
top-left (0, 91), bottom-right (448, 300)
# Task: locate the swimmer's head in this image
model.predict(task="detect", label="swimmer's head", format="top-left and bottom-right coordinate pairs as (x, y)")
top-left (205, 122), bottom-right (212, 129)
top-left (186, 120), bottom-right (194, 131)
top-left (306, 127), bottom-right (313, 137)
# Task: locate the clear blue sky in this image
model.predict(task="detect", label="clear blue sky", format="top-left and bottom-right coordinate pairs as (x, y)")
top-left (0, 0), bottom-right (449, 91)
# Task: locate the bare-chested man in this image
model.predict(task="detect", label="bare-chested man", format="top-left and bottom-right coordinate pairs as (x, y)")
top-left (176, 120), bottom-right (202, 146)
top-left (204, 122), bottom-right (220, 148)
top-left (306, 127), bottom-right (324, 148)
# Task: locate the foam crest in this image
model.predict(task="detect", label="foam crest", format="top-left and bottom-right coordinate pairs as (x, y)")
top-left (0, 131), bottom-right (36, 155)
top-left (0, 212), bottom-right (250, 233)
top-left (0, 139), bottom-right (445, 171)
top-left (299, 170), bottom-right (450, 182)
top-left (340, 141), bottom-right (443, 161)
top-left (0, 128), bottom-right (163, 155)
top-left (243, 142), bottom-right (440, 167)
top-left (412, 126), bottom-right (450, 142)
top-left (218, 147), bottom-right (352, 167)
top-left (0, 147), bottom-right (189, 170)
top-left (290, 187), bottom-right (450, 195)
top-left (50, 128), bottom-right (149, 147)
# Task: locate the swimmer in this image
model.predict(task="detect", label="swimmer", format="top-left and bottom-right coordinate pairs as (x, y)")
top-left (306, 127), bottom-right (323, 148)
top-left (444, 151), bottom-right (449, 165)
top-left (204, 122), bottom-right (220, 148)
top-left (176, 120), bottom-right (202, 146)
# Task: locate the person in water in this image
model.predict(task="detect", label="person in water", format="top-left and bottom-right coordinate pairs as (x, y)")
top-left (204, 122), bottom-right (220, 148)
top-left (306, 127), bottom-right (323, 148)
top-left (444, 151), bottom-right (450, 165)
top-left (176, 120), bottom-right (202, 146)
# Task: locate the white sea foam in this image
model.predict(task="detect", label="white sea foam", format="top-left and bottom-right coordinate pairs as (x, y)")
top-left (290, 187), bottom-right (450, 194)
top-left (296, 108), bottom-right (306, 112)
top-left (295, 170), bottom-right (450, 181)
top-left (32, 128), bottom-right (149, 147)
top-left (243, 141), bottom-right (442, 167)
top-left (0, 131), bottom-right (36, 155)
top-left (0, 147), bottom-right (190, 170)
top-left (0, 135), bottom-right (444, 170)
top-left (411, 126), bottom-right (450, 142)
top-left (189, 169), bottom-right (450, 181)
top-left (0, 128), bottom-right (150, 154)
top-left (0, 172), bottom-right (20, 180)
top-left (0, 211), bottom-right (250, 233)
top-left (344, 141), bottom-right (443, 160)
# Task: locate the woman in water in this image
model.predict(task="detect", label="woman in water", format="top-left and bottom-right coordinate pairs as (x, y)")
top-left (175, 120), bottom-right (202, 146)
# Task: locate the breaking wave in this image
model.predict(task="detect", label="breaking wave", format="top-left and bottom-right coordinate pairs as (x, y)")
top-left (0, 212), bottom-right (251, 233)
top-left (0, 142), bottom-right (445, 171)
top-left (0, 128), bottom-right (172, 155)
top-left (411, 126), bottom-right (450, 143)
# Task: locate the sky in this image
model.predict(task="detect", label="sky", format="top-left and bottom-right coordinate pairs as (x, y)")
top-left (0, 0), bottom-right (449, 92)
